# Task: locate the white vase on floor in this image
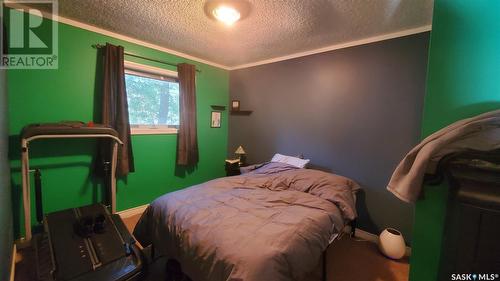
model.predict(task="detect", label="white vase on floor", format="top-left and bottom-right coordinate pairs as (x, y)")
top-left (378, 228), bottom-right (406, 259)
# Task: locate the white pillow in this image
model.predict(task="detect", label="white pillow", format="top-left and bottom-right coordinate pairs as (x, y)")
top-left (271, 153), bottom-right (310, 168)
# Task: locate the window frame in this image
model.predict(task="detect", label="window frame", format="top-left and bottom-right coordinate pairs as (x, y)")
top-left (124, 61), bottom-right (179, 135)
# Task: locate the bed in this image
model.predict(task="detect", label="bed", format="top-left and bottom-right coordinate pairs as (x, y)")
top-left (133, 162), bottom-right (360, 281)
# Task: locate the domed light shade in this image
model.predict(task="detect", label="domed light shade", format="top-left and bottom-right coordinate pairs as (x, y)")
top-left (378, 228), bottom-right (406, 259)
top-left (212, 5), bottom-right (241, 25)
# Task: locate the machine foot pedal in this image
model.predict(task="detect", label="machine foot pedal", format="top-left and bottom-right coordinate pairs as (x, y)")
top-left (35, 233), bottom-right (55, 281)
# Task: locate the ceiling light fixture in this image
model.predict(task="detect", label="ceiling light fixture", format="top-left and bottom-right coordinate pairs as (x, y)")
top-left (212, 5), bottom-right (241, 25)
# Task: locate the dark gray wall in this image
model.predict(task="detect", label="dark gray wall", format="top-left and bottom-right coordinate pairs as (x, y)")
top-left (228, 33), bottom-right (430, 243)
top-left (0, 66), bottom-right (13, 279)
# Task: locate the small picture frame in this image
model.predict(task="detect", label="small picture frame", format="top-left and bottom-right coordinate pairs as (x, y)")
top-left (211, 111), bottom-right (221, 128)
top-left (231, 100), bottom-right (240, 111)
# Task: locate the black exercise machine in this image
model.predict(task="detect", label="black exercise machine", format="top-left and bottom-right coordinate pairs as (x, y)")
top-left (20, 122), bottom-right (144, 281)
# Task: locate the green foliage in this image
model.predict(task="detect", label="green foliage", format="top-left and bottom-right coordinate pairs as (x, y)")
top-left (125, 74), bottom-right (179, 126)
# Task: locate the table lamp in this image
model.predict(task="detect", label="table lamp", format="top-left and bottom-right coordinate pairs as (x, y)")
top-left (235, 145), bottom-right (246, 166)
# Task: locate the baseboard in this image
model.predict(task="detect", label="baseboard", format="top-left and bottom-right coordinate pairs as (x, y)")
top-left (345, 227), bottom-right (412, 257)
top-left (117, 204), bottom-right (149, 218)
top-left (10, 244), bottom-right (16, 281)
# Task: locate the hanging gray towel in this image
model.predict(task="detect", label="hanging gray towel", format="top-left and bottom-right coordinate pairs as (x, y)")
top-left (387, 109), bottom-right (500, 203)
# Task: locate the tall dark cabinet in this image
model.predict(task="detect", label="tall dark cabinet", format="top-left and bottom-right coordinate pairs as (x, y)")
top-left (438, 151), bottom-right (500, 279)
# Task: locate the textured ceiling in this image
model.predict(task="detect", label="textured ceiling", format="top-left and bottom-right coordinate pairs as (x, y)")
top-left (47, 0), bottom-right (433, 68)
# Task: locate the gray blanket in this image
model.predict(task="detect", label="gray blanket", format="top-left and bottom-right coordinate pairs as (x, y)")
top-left (387, 109), bottom-right (500, 203)
top-left (134, 163), bottom-right (359, 281)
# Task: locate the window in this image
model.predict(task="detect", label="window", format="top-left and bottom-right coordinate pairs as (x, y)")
top-left (124, 61), bottom-right (179, 135)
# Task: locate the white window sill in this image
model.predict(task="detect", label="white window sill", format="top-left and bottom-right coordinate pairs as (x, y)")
top-left (131, 128), bottom-right (178, 135)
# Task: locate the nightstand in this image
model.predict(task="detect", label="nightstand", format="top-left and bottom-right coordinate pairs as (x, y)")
top-left (225, 161), bottom-right (241, 176)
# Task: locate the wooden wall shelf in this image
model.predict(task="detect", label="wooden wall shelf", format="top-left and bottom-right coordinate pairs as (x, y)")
top-left (230, 110), bottom-right (253, 115)
top-left (211, 105), bottom-right (226, 110)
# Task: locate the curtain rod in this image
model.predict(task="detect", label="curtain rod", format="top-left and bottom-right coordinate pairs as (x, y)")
top-left (92, 44), bottom-right (201, 73)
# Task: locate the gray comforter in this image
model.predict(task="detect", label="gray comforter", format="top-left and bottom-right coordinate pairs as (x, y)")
top-left (134, 163), bottom-right (359, 281)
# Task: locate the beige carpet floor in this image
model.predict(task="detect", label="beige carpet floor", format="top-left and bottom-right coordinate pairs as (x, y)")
top-left (15, 213), bottom-right (409, 281)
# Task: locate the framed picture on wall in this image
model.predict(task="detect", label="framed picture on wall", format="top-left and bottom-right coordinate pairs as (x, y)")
top-left (231, 100), bottom-right (240, 111)
top-left (211, 111), bottom-right (221, 128)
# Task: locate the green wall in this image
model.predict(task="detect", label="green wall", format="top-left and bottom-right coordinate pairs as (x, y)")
top-left (7, 15), bottom-right (229, 237)
top-left (410, 1), bottom-right (500, 280)
top-left (1, 64), bottom-right (14, 281)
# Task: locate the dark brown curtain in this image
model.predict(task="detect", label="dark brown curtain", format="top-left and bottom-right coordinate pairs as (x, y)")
top-left (176, 63), bottom-right (199, 166)
top-left (102, 43), bottom-right (135, 176)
